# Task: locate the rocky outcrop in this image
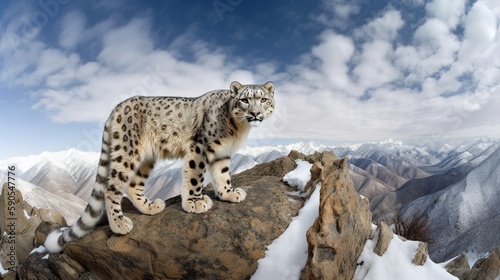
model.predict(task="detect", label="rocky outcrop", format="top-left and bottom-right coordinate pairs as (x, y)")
top-left (442, 249), bottom-right (500, 280)
top-left (0, 183), bottom-right (67, 280)
top-left (300, 157), bottom-right (373, 280)
top-left (465, 248), bottom-right (500, 280)
top-left (19, 155), bottom-right (308, 279)
top-left (445, 253), bottom-right (470, 280)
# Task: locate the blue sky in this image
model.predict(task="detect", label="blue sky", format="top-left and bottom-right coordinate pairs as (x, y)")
top-left (1, 0), bottom-right (500, 159)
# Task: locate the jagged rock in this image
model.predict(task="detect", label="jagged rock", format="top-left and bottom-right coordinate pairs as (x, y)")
top-left (412, 241), bottom-right (428, 266)
top-left (374, 221), bottom-right (393, 256)
top-left (238, 155), bottom-right (297, 178)
top-left (445, 253), bottom-right (470, 280)
top-left (288, 151), bottom-right (338, 196)
top-left (1, 183), bottom-right (31, 272)
top-left (465, 248), bottom-right (500, 280)
top-left (16, 252), bottom-right (58, 280)
top-left (301, 157), bottom-right (372, 280)
top-left (20, 153), bottom-right (316, 279)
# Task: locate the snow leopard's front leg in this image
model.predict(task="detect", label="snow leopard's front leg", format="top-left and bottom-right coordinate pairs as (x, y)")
top-left (209, 157), bottom-right (246, 202)
top-left (181, 142), bottom-right (213, 213)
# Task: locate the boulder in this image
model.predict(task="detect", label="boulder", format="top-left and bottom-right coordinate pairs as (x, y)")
top-left (20, 155), bottom-right (307, 279)
top-left (300, 157), bottom-right (372, 280)
top-left (373, 221), bottom-right (393, 256)
top-left (445, 253), bottom-right (470, 280)
top-left (412, 242), bottom-right (428, 266)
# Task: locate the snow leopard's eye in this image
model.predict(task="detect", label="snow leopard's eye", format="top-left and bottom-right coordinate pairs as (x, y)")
top-left (240, 98), bottom-right (249, 104)
top-left (261, 98), bottom-right (268, 103)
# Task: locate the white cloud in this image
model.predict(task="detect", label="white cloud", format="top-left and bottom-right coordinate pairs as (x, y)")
top-left (394, 17), bottom-right (461, 91)
top-left (458, 1), bottom-right (498, 66)
top-left (315, 0), bottom-right (361, 28)
top-left (311, 31), bottom-right (355, 93)
top-left (425, 0), bottom-right (466, 29)
top-left (59, 10), bottom-right (86, 49)
top-left (353, 40), bottom-right (401, 89)
top-left (354, 10), bottom-right (404, 41)
top-left (97, 18), bottom-right (154, 71)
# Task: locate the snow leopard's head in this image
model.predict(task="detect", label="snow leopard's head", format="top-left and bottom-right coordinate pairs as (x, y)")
top-left (230, 81), bottom-right (275, 128)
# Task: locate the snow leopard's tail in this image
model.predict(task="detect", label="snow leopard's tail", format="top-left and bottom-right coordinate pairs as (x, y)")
top-left (44, 121), bottom-right (112, 253)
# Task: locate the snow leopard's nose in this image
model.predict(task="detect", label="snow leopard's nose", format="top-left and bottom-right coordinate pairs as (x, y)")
top-left (250, 112), bottom-right (260, 118)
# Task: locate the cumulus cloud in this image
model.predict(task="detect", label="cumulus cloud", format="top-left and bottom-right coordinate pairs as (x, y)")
top-left (354, 10), bottom-right (404, 41)
top-left (425, 0), bottom-right (466, 29)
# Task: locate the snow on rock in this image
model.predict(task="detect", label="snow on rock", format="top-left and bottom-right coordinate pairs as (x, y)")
top-left (354, 224), bottom-right (457, 280)
top-left (283, 159), bottom-right (313, 192)
top-left (29, 246), bottom-right (47, 254)
top-left (0, 263), bottom-right (8, 275)
top-left (23, 209), bottom-right (31, 219)
top-left (251, 185), bottom-right (320, 280)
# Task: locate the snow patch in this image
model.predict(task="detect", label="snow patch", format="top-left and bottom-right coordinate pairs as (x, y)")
top-left (283, 160), bottom-right (313, 192)
top-left (252, 184), bottom-right (320, 279)
top-left (354, 225), bottom-right (457, 280)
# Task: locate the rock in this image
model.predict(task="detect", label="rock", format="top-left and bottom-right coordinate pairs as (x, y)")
top-left (0, 183), bottom-right (68, 279)
top-left (1, 183), bottom-right (31, 272)
top-left (465, 248), bottom-right (500, 280)
top-left (21, 153), bottom-right (312, 279)
top-left (374, 221), bottom-right (393, 256)
top-left (287, 151), bottom-right (338, 196)
top-left (16, 252), bottom-right (59, 280)
top-left (445, 253), bottom-right (470, 280)
top-left (239, 155), bottom-right (297, 178)
top-left (412, 241), bottom-right (428, 266)
top-left (301, 157), bottom-right (372, 280)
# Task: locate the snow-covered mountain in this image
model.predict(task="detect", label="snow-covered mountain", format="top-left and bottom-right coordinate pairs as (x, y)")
top-left (370, 141), bottom-right (500, 219)
top-left (402, 145), bottom-right (500, 264)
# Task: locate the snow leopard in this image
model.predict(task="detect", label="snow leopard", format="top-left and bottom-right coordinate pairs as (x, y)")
top-left (44, 81), bottom-right (275, 253)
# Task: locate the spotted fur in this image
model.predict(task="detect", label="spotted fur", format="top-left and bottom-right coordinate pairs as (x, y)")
top-left (44, 81), bottom-right (275, 253)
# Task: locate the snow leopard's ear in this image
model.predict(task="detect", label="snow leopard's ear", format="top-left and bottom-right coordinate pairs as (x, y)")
top-left (263, 81), bottom-right (275, 97)
top-left (230, 81), bottom-right (243, 97)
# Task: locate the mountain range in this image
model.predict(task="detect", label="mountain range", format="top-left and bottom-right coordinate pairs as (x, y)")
top-left (1, 137), bottom-right (499, 264)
